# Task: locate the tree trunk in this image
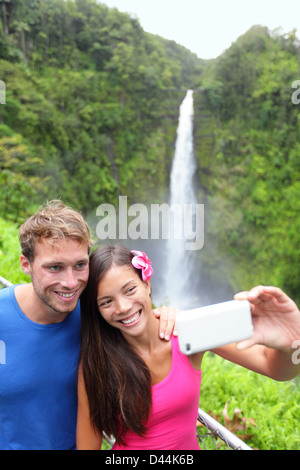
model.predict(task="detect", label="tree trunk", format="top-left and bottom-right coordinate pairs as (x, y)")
top-left (20, 29), bottom-right (28, 64)
top-left (2, 2), bottom-right (9, 35)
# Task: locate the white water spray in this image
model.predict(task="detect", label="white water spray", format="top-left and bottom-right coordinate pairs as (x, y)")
top-left (163, 90), bottom-right (199, 309)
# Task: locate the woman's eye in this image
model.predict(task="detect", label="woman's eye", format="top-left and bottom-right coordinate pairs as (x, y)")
top-left (99, 299), bottom-right (111, 308)
top-left (127, 286), bottom-right (136, 294)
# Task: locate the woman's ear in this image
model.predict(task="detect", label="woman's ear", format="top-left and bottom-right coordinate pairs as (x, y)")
top-left (145, 280), bottom-right (151, 297)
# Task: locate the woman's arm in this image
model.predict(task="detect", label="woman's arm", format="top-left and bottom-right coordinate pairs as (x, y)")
top-left (76, 364), bottom-right (102, 450)
top-left (212, 286), bottom-right (300, 381)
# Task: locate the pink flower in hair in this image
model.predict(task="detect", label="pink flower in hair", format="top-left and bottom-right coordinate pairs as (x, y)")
top-left (131, 250), bottom-right (153, 282)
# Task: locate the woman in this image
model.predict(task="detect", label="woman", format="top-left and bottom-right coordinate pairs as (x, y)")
top-left (77, 245), bottom-right (300, 450)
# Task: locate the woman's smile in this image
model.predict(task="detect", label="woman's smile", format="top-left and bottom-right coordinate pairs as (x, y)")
top-left (119, 309), bottom-right (142, 326)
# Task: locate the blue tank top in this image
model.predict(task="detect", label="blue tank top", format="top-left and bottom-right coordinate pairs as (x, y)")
top-left (0, 286), bottom-right (81, 449)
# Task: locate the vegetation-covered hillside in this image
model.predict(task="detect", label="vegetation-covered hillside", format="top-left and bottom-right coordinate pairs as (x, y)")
top-left (193, 26), bottom-right (300, 303)
top-left (0, 0), bottom-right (203, 222)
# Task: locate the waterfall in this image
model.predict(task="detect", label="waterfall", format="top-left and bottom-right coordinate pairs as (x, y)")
top-left (163, 90), bottom-right (199, 309)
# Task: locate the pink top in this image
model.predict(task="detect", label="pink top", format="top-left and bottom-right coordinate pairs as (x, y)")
top-left (112, 335), bottom-right (202, 450)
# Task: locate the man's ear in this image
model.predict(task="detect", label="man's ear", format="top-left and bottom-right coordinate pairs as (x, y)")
top-left (20, 254), bottom-right (31, 276)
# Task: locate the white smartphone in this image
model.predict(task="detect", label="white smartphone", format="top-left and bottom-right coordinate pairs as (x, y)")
top-left (176, 300), bottom-right (253, 355)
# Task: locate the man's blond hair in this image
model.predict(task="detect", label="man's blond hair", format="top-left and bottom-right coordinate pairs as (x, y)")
top-left (19, 200), bottom-right (93, 262)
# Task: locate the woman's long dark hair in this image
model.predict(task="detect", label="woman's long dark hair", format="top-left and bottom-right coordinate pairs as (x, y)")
top-left (79, 245), bottom-right (152, 445)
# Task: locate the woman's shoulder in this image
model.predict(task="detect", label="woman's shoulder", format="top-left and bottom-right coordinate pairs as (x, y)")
top-left (172, 334), bottom-right (203, 371)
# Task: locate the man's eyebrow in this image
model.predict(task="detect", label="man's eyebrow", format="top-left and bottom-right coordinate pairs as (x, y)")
top-left (75, 258), bottom-right (89, 263)
top-left (41, 260), bottom-right (63, 266)
top-left (42, 257), bottom-right (89, 266)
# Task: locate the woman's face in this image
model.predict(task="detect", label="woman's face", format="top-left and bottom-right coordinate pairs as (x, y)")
top-left (96, 264), bottom-right (152, 338)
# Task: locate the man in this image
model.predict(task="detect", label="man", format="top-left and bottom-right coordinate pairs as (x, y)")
top-left (0, 201), bottom-right (91, 449)
top-left (0, 200), bottom-right (175, 450)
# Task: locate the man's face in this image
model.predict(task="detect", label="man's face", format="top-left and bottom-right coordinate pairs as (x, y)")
top-left (21, 238), bottom-right (89, 323)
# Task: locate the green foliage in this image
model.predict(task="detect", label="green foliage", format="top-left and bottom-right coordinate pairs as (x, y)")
top-left (0, 216), bottom-right (29, 284)
top-left (201, 353), bottom-right (300, 450)
top-left (195, 26), bottom-right (300, 304)
top-left (0, 127), bottom-right (46, 223)
top-left (0, 0), bottom-right (203, 217)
